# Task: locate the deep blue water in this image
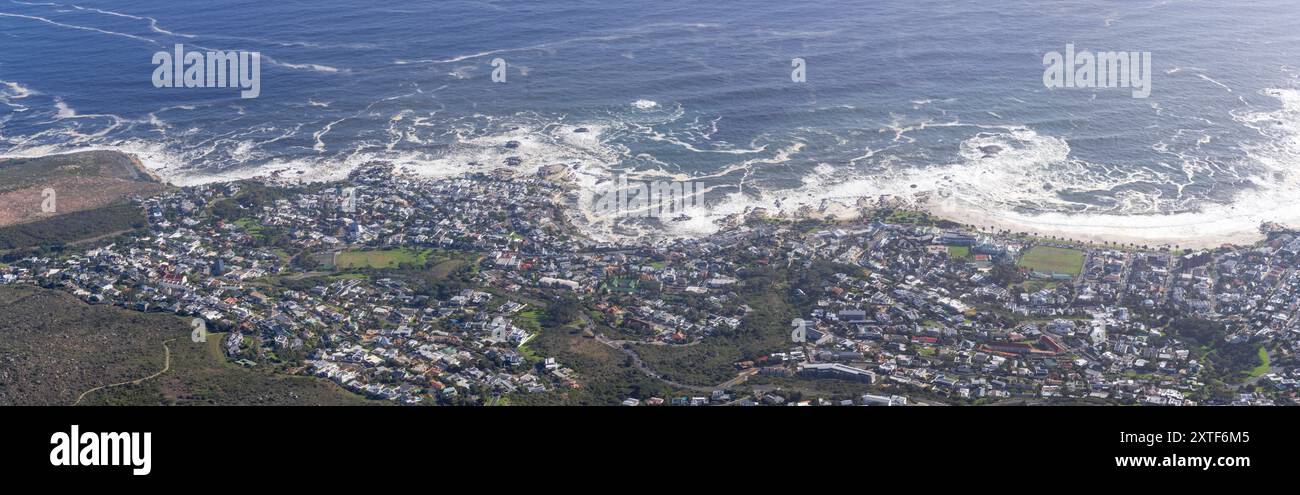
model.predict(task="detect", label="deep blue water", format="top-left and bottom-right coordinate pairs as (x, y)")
top-left (3, 0), bottom-right (1300, 240)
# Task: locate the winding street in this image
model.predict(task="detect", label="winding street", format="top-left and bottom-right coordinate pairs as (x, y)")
top-left (579, 310), bottom-right (756, 394)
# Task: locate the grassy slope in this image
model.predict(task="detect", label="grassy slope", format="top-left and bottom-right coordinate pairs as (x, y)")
top-left (0, 285), bottom-right (175, 405)
top-left (0, 285), bottom-right (374, 406)
top-left (509, 324), bottom-right (676, 406)
top-left (0, 151), bottom-right (170, 229)
top-left (82, 333), bottom-right (382, 406)
top-left (1248, 346), bottom-right (1270, 379)
top-left (0, 151), bottom-right (160, 194)
top-left (635, 287), bottom-right (793, 387)
top-left (0, 202), bottom-right (147, 250)
top-left (0, 151), bottom-right (169, 250)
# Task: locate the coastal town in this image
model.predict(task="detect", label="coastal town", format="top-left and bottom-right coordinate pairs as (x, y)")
top-left (2, 161), bottom-right (1297, 406)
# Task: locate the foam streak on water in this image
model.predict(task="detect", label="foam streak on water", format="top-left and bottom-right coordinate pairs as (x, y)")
top-left (4, 0), bottom-right (1300, 247)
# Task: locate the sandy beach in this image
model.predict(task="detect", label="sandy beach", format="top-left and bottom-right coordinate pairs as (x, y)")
top-left (923, 197), bottom-right (1267, 250)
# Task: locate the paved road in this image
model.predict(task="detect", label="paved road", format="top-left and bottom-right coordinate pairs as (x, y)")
top-left (599, 337), bottom-right (703, 347)
top-left (583, 312), bottom-right (753, 394)
top-left (594, 333), bottom-right (715, 392)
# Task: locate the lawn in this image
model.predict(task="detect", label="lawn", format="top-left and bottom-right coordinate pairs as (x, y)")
top-left (1017, 246), bottom-right (1084, 275)
top-left (232, 217), bottom-right (265, 237)
top-left (947, 246), bottom-right (970, 258)
top-left (335, 248), bottom-right (430, 269)
top-left (1249, 347), bottom-right (1270, 378)
top-left (884, 209), bottom-right (937, 225)
top-left (514, 309), bottom-right (542, 332)
top-left (428, 258), bottom-right (468, 280)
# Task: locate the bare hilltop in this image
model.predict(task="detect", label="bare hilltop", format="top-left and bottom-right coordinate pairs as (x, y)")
top-left (0, 150), bottom-right (171, 228)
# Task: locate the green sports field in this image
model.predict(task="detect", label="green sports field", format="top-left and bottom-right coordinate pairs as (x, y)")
top-left (334, 248), bottom-right (431, 269)
top-left (1017, 246), bottom-right (1084, 275)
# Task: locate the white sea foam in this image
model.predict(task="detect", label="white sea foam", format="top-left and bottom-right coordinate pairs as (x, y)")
top-left (618, 95), bottom-right (1300, 249)
top-left (0, 12), bottom-right (158, 44)
top-left (0, 80), bottom-right (36, 99)
top-left (53, 97), bottom-right (76, 118)
top-left (868, 88), bottom-right (1300, 246)
top-left (7, 72), bottom-right (1300, 250)
top-left (262, 55), bottom-right (343, 74)
top-left (1197, 73), bottom-right (1233, 93)
top-left (392, 32), bottom-right (640, 66)
top-left (398, 122), bottom-right (620, 183)
top-left (63, 3), bottom-right (196, 38)
top-left (0, 81), bottom-right (34, 112)
top-left (448, 65), bottom-right (475, 79)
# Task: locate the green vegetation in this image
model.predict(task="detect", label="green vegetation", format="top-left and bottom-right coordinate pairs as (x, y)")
top-left (746, 375), bottom-right (877, 403)
top-left (0, 285), bottom-right (375, 406)
top-left (509, 322), bottom-right (676, 406)
top-left (513, 309), bottom-right (542, 333)
top-left (280, 250), bottom-right (481, 306)
top-left (603, 277), bottom-right (639, 294)
top-left (1017, 280), bottom-right (1059, 292)
top-left (502, 293), bottom-right (693, 405)
top-left (872, 208), bottom-right (961, 229)
top-left (1249, 347), bottom-right (1270, 378)
top-left (0, 151), bottom-right (170, 247)
top-left (82, 333), bottom-right (381, 406)
top-left (0, 151), bottom-right (160, 192)
top-left (885, 210), bottom-right (933, 225)
top-left (947, 246), bottom-right (970, 258)
top-left (0, 202), bottom-right (146, 252)
top-left (1017, 246), bottom-right (1084, 275)
top-left (428, 258), bottom-right (468, 280)
top-left (208, 181), bottom-right (299, 222)
top-left (1167, 318), bottom-right (1267, 385)
top-left (232, 217), bottom-right (267, 239)
top-left (0, 285), bottom-right (177, 405)
top-left (335, 248), bottom-right (432, 269)
top-left (636, 279), bottom-right (794, 387)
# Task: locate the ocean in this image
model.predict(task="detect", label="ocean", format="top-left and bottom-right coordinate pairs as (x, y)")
top-left (2, 0), bottom-right (1299, 246)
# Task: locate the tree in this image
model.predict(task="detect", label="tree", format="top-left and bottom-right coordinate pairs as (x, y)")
top-left (988, 262), bottom-right (1025, 287)
top-left (543, 295), bottom-right (581, 327)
